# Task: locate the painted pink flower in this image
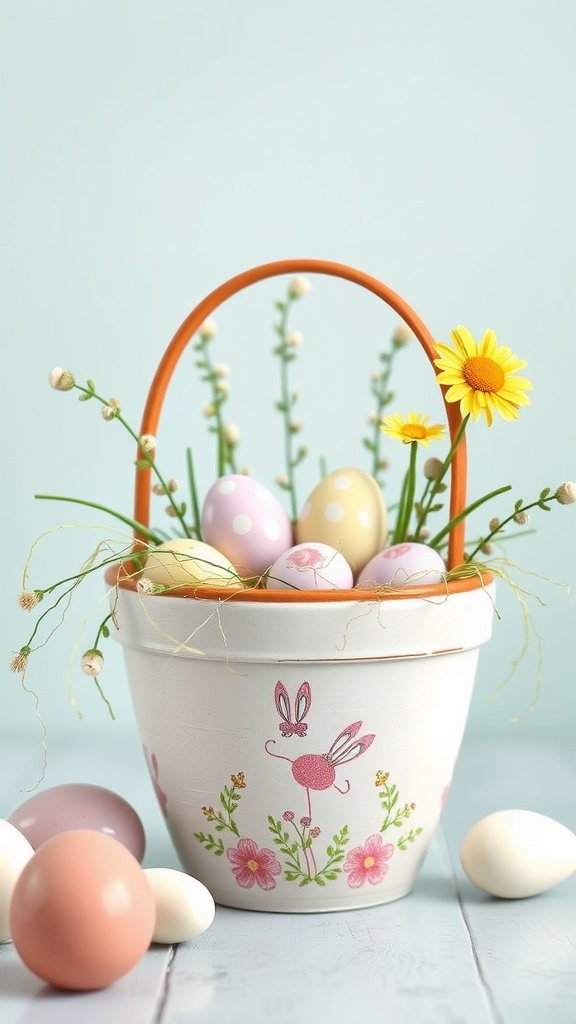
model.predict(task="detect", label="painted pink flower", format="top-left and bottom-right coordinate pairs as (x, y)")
top-left (227, 838), bottom-right (282, 890)
top-left (383, 544), bottom-right (412, 559)
top-left (286, 546), bottom-right (327, 569)
top-left (343, 834), bottom-right (394, 888)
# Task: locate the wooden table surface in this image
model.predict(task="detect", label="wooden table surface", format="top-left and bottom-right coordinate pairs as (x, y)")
top-left (1, 728), bottom-right (574, 1023)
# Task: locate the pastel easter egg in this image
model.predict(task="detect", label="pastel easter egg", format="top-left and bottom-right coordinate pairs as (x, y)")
top-left (201, 474), bottom-right (293, 578)
top-left (266, 542), bottom-right (354, 591)
top-left (295, 468), bottom-right (387, 577)
top-left (8, 783), bottom-right (146, 862)
top-left (0, 818), bottom-right (34, 941)
top-left (356, 542), bottom-right (446, 588)
top-left (460, 810), bottom-right (576, 899)
top-left (143, 868), bottom-right (216, 944)
top-left (142, 538), bottom-right (241, 589)
top-left (9, 830), bottom-right (155, 990)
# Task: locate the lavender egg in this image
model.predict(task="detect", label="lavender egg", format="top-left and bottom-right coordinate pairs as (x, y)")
top-left (266, 542), bottom-right (354, 590)
top-left (8, 783), bottom-right (146, 862)
top-left (356, 542), bottom-right (446, 588)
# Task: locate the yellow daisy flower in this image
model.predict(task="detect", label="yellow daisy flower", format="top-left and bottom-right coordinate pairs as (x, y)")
top-left (434, 326), bottom-right (533, 427)
top-left (381, 411), bottom-right (446, 447)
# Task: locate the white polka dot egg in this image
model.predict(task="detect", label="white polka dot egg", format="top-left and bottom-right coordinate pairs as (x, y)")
top-left (201, 474), bottom-right (293, 578)
top-left (266, 542), bottom-right (354, 590)
top-left (295, 467), bottom-right (387, 577)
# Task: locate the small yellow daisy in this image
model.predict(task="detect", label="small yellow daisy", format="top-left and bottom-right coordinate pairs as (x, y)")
top-left (434, 326), bottom-right (533, 427)
top-left (381, 411), bottom-right (446, 447)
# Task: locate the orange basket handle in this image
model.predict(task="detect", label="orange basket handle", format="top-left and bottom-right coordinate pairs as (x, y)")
top-left (134, 258), bottom-right (467, 569)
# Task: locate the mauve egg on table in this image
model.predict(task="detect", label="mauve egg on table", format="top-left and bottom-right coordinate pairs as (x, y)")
top-left (201, 473), bottom-right (293, 577)
top-left (356, 542), bottom-right (446, 588)
top-left (9, 830), bottom-right (155, 991)
top-left (266, 542), bottom-right (353, 590)
top-left (8, 783), bottom-right (146, 861)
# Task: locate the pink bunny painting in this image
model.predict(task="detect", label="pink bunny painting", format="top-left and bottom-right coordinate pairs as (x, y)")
top-left (266, 683), bottom-right (375, 820)
top-left (274, 680), bottom-right (311, 737)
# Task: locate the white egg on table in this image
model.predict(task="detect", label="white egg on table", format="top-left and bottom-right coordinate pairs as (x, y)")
top-left (460, 809), bottom-right (576, 899)
top-left (356, 542), bottom-right (446, 588)
top-left (141, 538), bottom-right (241, 589)
top-left (201, 474), bottom-right (293, 578)
top-left (266, 542), bottom-right (354, 591)
top-left (143, 868), bottom-right (216, 944)
top-left (295, 467), bottom-right (387, 578)
top-left (0, 818), bottom-right (34, 941)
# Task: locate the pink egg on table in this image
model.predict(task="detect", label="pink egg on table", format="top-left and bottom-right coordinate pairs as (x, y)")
top-left (8, 783), bottom-right (146, 862)
top-left (201, 474), bottom-right (293, 577)
top-left (356, 542), bottom-right (446, 588)
top-left (9, 830), bottom-right (155, 991)
top-left (266, 542), bottom-right (353, 590)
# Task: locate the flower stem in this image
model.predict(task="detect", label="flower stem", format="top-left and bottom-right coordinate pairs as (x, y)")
top-left (393, 441), bottom-right (418, 544)
top-left (74, 382), bottom-right (191, 537)
top-left (466, 490), bottom-right (558, 563)
top-left (413, 413), bottom-right (470, 539)
top-left (428, 484), bottom-right (512, 551)
top-left (274, 294), bottom-right (305, 522)
top-left (186, 447), bottom-right (202, 539)
top-left (35, 495), bottom-right (161, 544)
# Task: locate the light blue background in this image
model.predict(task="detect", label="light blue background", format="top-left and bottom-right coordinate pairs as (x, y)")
top-left (2, 0), bottom-right (575, 760)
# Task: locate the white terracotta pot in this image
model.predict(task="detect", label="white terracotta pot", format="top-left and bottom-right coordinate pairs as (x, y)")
top-left (113, 258), bottom-right (496, 911)
top-left (112, 578), bottom-right (494, 912)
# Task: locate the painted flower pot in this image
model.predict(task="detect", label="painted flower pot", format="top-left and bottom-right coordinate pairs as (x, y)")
top-left (110, 259), bottom-right (494, 912)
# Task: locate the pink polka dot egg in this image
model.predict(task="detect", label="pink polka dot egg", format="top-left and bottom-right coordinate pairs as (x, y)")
top-left (266, 542), bottom-right (353, 590)
top-left (356, 542), bottom-right (446, 588)
top-left (201, 474), bottom-right (293, 578)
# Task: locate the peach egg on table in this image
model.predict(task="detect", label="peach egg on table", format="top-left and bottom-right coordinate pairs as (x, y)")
top-left (295, 467), bottom-right (387, 578)
top-left (9, 830), bottom-right (156, 991)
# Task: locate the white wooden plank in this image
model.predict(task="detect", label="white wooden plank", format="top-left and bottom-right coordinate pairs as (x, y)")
top-left (159, 835), bottom-right (494, 1024)
top-left (0, 940), bottom-right (172, 1024)
top-left (441, 737), bottom-right (576, 1024)
top-left (2, 731), bottom-right (576, 1022)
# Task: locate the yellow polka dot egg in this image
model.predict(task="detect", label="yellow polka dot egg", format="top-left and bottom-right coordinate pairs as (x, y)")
top-left (295, 467), bottom-right (388, 578)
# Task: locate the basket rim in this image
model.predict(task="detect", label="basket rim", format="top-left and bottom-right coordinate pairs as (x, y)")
top-left (105, 562), bottom-right (493, 603)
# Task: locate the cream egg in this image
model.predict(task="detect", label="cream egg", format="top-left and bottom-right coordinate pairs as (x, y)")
top-left (460, 809), bottom-right (576, 899)
top-left (356, 542), bottom-right (446, 588)
top-left (0, 818), bottom-right (34, 941)
top-left (295, 468), bottom-right (387, 577)
top-left (143, 868), bottom-right (216, 944)
top-left (266, 542), bottom-right (354, 590)
top-left (141, 538), bottom-right (241, 589)
top-left (201, 474), bottom-right (293, 577)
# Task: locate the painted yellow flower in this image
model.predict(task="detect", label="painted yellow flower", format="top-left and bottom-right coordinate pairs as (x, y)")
top-left (381, 411), bottom-right (446, 447)
top-left (434, 326), bottom-right (533, 426)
